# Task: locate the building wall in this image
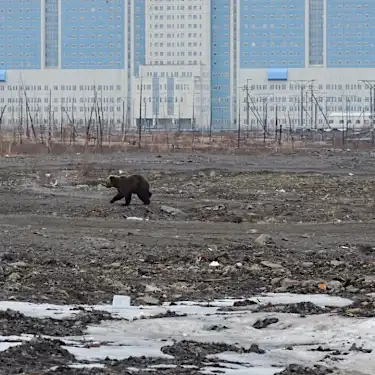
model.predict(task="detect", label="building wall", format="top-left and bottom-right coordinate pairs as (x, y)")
top-left (0, 70), bottom-right (127, 127)
top-left (133, 0), bottom-right (145, 76)
top-left (132, 64), bottom-right (210, 129)
top-left (326, 0), bottom-right (375, 68)
top-left (45, 0), bottom-right (59, 68)
top-left (308, 0), bottom-right (324, 66)
top-left (145, 0), bottom-right (209, 66)
top-left (211, 0), bottom-right (231, 128)
top-left (0, 0), bottom-right (42, 70)
top-left (239, 0), bottom-right (305, 69)
top-left (3, 0), bottom-right (375, 132)
top-left (134, 0), bottom-right (211, 128)
top-left (61, 0), bottom-right (125, 69)
top-left (238, 67), bottom-right (375, 130)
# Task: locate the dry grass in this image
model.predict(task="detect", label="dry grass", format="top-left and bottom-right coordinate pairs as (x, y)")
top-left (0, 129), bottom-right (372, 157)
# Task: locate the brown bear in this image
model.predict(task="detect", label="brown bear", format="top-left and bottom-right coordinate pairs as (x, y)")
top-left (103, 174), bottom-right (152, 206)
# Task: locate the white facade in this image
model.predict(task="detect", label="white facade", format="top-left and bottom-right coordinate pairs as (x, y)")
top-left (133, 64), bottom-right (210, 129)
top-left (238, 68), bottom-right (375, 131)
top-left (145, 0), bottom-right (211, 66)
top-left (0, 70), bottom-right (128, 129)
top-left (133, 0), bottom-right (211, 129)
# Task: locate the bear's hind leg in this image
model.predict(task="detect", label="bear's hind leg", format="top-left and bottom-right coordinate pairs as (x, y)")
top-left (137, 190), bottom-right (151, 206)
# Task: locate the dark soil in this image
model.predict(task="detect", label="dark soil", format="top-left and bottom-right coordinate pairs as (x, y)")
top-left (0, 337), bottom-right (75, 374)
top-left (161, 340), bottom-right (265, 361)
top-left (0, 150), bottom-right (375, 374)
top-left (276, 364), bottom-right (333, 375)
top-left (0, 308), bottom-right (118, 336)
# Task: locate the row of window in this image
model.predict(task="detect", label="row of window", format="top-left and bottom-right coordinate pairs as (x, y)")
top-left (1, 85), bottom-right (122, 91)
top-left (151, 5), bottom-right (201, 11)
top-left (4, 106), bottom-right (125, 114)
top-left (141, 97), bottom-right (185, 103)
top-left (152, 23), bottom-right (202, 29)
top-left (328, 60), bottom-right (375, 65)
top-left (149, 32), bottom-right (201, 38)
top-left (151, 51), bottom-right (201, 57)
top-left (151, 42), bottom-right (201, 48)
top-left (62, 7), bottom-right (121, 13)
top-left (150, 60), bottom-right (200, 65)
top-left (150, 14), bottom-right (200, 20)
top-left (145, 71), bottom-right (194, 77)
top-left (241, 60), bottom-right (304, 66)
top-left (63, 43), bottom-right (123, 48)
top-left (137, 84), bottom-right (191, 91)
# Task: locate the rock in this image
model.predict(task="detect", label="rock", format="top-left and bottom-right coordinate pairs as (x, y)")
top-left (326, 280), bottom-right (343, 290)
top-left (75, 184), bottom-right (89, 189)
top-left (249, 343), bottom-right (265, 354)
top-left (135, 295), bottom-right (161, 306)
top-left (161, 205), bottom-right (184, 215)
top-left (346, 286), bottom-right (359, 293)
top-left (261, 261), bottom-right (283, 269)
top-left (110, 262), bottom-right (122, 268)
top-left (203, 324), bottom-right (228, 332)
top-left (144, 284), bottom-right (162, 293)
top-left (210, 171), bottom-right (216, 178)
top-left (253, 317), bottom-right (279, 329)
top-left (271, 277), bottom-right (283, 286)
top-left (277, 364), bottom-right (333, 375)
top-left (248, 264), bottom-right (262, 272)
top-left (9, 261), bottom-right (28, 268)
top-left (7, 272), bottom-right (21, 283)
top-left (364, 276), bottom-right (375, 284)
top-left (330, 260), bottom-right (345, 267)
top-left (222, 265), bottom-right (237, 275)
top-left (281, 278), bottom-right (300, 289)
top-left (302, 279), bottom-right (320, 288)
top-left (302, 262), bottom-right (314, 268)
top-left (255, 234), bottom-right (273, 246)
top-left (349, 343), bottom-right (372, 353)
top-left (233, 299), bottom-right (257, 307)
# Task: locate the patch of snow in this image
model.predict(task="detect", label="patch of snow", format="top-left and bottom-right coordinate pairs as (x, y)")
top-left (0, 293), bottom-right (373, 374)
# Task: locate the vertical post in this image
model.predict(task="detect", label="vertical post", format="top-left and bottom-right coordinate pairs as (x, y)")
top-left (143, 98), bottom-right (146, 131)
top-left (310, 86), bottom-right (313, 130)
top-left (275, 104), bottom-right (278, 140)
top-left (237, 94), bottom-right (240, 148)
top-left (121, 100), bottom-right (125, 139)
top-left (246, 85), bottom-right (249, 131)
top-left (371, 86), bottom-right (374, 147)
top-left (263, 97), bottom-right (266, 143)
top-left (300, 85), bottom-right (304, 128)
top-left (138, 77), bottom-right (143, 148)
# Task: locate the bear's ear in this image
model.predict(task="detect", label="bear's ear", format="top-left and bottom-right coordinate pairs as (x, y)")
top-left (109, 175), bottom-right (116, 182)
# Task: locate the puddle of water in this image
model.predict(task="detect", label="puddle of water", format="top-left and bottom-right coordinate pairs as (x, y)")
top-left (0, 293), bottom-right (373, 375)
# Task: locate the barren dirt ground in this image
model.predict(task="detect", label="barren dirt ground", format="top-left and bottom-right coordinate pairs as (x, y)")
top-left (1, 149), bottom-right (375, 374)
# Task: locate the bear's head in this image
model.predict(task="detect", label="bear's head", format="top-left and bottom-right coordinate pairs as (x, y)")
top-left (103, 175), bottom-right (118, 188)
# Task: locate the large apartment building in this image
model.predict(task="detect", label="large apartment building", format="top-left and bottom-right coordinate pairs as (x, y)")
top-left (0, 0), bottom-right (375, 131)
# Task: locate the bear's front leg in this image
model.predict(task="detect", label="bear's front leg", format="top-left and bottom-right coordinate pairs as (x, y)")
top-left (122, 193), bottom-right (132, 206)
top-left (110, 192), bottom-right (124, 204)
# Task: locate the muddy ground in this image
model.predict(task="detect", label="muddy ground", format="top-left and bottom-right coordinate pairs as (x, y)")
top-left (1, 149), bottom-right (375, 374)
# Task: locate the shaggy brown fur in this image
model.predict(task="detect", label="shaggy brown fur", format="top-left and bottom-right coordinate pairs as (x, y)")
top-left (104, 174), bottom-right (152, 206)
